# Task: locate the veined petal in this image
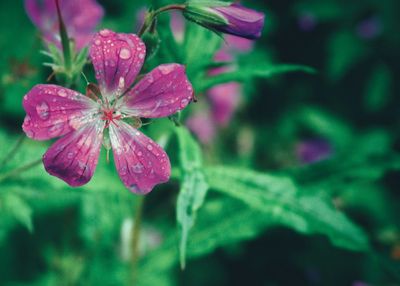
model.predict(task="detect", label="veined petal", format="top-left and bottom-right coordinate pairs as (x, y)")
top-left (89, 30), bottom-right (146, 97)
top-left (43, 120), bottom-right (104, 187)
top-left (22, 84), bottom-right (99, 140)
top-left (109, 121), bottom-right (171, 194)
top-left (120, 64), bottom-right (193, 118)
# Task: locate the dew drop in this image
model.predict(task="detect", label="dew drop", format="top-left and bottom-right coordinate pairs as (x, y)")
top-left (99, 29), bottom-right (111, 37)
top-left (119, 48), bottom-right (131, 60)
top-left (118, 77), bottom-right (125, 90)
top-left (129, 184), bottom-right (141, 193)
top-left (120, 166), bottom-right (127, 175)
top-left (25, 130), bottom-right (34, 138)
top-left (132, 163), bottom-right (143, 174)
top-left (36, 101), bottom-right (50, 120)
top-left (67, 152), bottom-right (74, 159)
top-left (159, 65), bottom-right (174, 75)
top-left (147, 144), bottom-right (153, 151)
top-left (180, 98), bottom-right (188, 108)
top-left (138, 53), bottom-right (145, 59)
top-left (94, 38), bottom-right (101, 45)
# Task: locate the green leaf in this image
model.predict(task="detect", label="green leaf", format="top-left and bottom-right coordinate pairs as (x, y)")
top-left (327, 31), bottom-right (368, 81)
top-left (198, 64), bottom-right (316, 92)
top-left (176, 127), bottom-right (209, 269)
top-left (204, 166), bottom-right (370, 252)
top-left (138, 197), bottom-right (274, 284)
top-left (0, 193), bottom-right (33, 233)
top-left (364, 64), bottom-right (392, 112)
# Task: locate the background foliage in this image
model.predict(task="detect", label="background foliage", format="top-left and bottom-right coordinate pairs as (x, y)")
top-left (0, 0), bottom-right (400, 285)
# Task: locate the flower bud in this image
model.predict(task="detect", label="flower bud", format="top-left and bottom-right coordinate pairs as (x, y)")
top-left (183, 1), bottom-right (265, 39)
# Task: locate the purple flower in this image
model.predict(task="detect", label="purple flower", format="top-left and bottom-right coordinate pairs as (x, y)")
top-left (298, 12), bottom-right (317, 32)
top-left (25, 0), bottom-right (104, 51)
top-left (356, 16), bottom-right (383, 40)
top-left (186, 112), bottom-right (216, 144)
top-left (22, 30), bottom-right (194, 194)
top-left (296, 139), bottom-right (333, 164)
top-left (208, 82), bottom-right (241, 127)
top-left (183, 2), bottom-right (265, 39)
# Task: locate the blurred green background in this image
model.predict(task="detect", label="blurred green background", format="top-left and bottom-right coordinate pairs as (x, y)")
top-left (0, 0), bottom-right (400, 285)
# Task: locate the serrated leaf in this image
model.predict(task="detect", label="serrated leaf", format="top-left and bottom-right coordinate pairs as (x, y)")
top-left (176, 127), bottom-right (209, 269)
top-left (204, 166), bottom-right (370, 252)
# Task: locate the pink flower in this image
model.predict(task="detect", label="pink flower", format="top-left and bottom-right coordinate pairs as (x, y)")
top-left (186, 112), bottom-right (216, 144)
top-left (25, 0), bottom-right (104, 51)
top-left (208, 82), bottom-right (241, 127)
top-left (207, 36), bottom-right (253, 127)
top-left (22, 30), bottom-right (194, 194)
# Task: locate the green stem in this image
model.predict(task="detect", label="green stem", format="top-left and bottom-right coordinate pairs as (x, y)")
top-left (0, 159), bottom-right (42, 183)
top-left (131, 195), bottom-right (145, 284)
top-left (0, 134), bottom-right (25, 169)
top-left (55, 0), bottom-right (72, 72)
top-left (137, 4), bottom-right (186, 37)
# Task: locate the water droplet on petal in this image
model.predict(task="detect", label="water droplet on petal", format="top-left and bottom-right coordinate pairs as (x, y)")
top-left (120, 166), bottom-right (127, 175)
top-left (67, 152), bottom-right (74, 159)
top-left (129, 184), bottom-right (141, 193)
top-left (159, 65), bottom-right (174, 75)
top-left (132, 163), bottom-right (143, 174)
top-left (94, 38), bottom-right (101, 45)
top-left (147, 144), bottom-right (153, 151)
top-left (99, 29), bottom-right (111, 37)
top-left (119, 48), bottom-right (131, 60)
top-left (180, 98), bottom-right (189, 108)
top-left (36, 101), bottom-right (50, 120)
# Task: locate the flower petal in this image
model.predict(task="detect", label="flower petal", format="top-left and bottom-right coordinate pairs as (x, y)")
top-left (24, 0), bottom-right (104, 51)
top-left (89, 30), bottom-right (146, 97)
top-left (22, 84), bottom-right (99, 140)
top-left (43, 120), bottom-right (104, 187)
top-left (109, 121), bottom-right (171, 194)
top-left (120, 64), bottom-right (193, 118)
top-left (208, 82), bottom-right (241, 126)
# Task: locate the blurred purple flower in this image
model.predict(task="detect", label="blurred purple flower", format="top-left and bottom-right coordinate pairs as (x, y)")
top-left (225, 34), bottom-right (254, 53)
top-left (298, 12), bottom-right (317, 32)
top-left (296, 139), bottom-right (333, 164)
top-left (135, 7), bottom-right (147, 32)
top-left (208, 82), bottom-right (241, 127)
top-left (186, 112), bottom-right (216, 144)
top-left (25, 0), bottom-right (104, 51)
top-left (170, 11), bottom-right (185, 43)
top-left (356, 16), bottom-right (383, 40)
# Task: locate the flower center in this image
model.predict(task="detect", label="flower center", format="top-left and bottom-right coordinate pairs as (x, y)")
top-left (101, 107), bottom-right (121, 128)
